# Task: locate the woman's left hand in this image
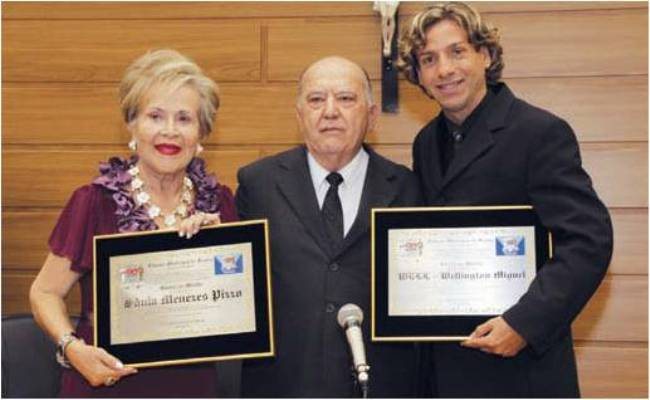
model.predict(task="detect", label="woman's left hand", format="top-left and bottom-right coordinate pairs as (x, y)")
top-left (178, 212), bottom-right (221, 238)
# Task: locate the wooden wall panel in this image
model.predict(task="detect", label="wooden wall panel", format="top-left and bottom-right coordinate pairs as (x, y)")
top-left (575, 345), bottom-right (648, 398)
top-left (3, 144), bottom-right (642, 209)
top-left (267, 19), bottom-right (381, 82)
top-left (609, 209), bottom-right (648, 275)
top-left (2, 84), bottom-right (127, 144)
top-left (2, 273), bottom-right (81, 316)
top-left (373, 143), bottom-right (648, 208)
top-left (2, 211), bottom-right (59, 272)
top-left (2, 150), bottom-right (106, 207)
top-left (4, 224), bottom-right (647, 344)
top-left (267, 9), bottom-right (647, 81)
top-left (2, 20), bottom-right (261, 82)
top-left (506, 76), bottom-right (648, 143)
top-left (3, 273), bottom-right (645, 346)
top-left (3, 208), bottom-right (647, 276)
top-left (581, 143), bottom-right (648, 208)
top-left (391, 76), bottom-right (649, 144)
top-left (1, 2), bottom-right (647, 397)
top-left (5, 76), bottom-right (646, 146)
top-left (2, 83), bottom-right (304, 145)
top-left (3, 2), bottom-right (645, 20)
top-left (492, 9), bottom-right (648, 78)
top-left (573, 276), bottom-right (647, 342)
top-left (2, 150), bottom-right (262, 208)
top-left (432, 2), bottom-right (647, 14)
top-left (2, 2), bottom-right (372, 19)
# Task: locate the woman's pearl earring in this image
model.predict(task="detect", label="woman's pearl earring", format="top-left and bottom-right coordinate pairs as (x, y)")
top-left (128, 139), bottom-right (137, 151)
top-left (197, 144), bottom-right (204, 155)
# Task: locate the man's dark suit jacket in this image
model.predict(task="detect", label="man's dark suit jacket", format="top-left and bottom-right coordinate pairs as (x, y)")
top-left (236, 145), bottom-right (422, 398)
top-left (412, 83), bottom-right (613, 397)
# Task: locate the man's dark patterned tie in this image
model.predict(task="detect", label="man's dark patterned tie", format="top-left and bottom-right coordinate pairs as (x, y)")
top-left (322, 172), bottom-right (344, 245)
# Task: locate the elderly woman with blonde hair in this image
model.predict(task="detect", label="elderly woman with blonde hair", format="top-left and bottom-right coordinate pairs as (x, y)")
top-left (29, 49), bottom-right (234, 397)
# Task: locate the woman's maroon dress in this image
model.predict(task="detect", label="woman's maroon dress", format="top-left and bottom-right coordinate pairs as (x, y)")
top-left (49, 157), bottom-right (237, 397)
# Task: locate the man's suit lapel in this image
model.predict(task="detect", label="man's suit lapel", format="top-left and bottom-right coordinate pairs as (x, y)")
top-left (424, 119), bottom-right (445, 193)
top-left (441, 84), bottom-right (514, 188)
top-left (441, 118), bottom-right (495, 188)
top-left (335, 148), bottom-right (400, 258)
top-left (275, 146), bottom-right (333, 257)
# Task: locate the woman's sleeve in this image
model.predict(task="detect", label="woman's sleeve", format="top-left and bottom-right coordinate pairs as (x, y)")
top-left (48, 185), bottom-right (102, 274)
top-left (218, 185), bottom-right (239, 223)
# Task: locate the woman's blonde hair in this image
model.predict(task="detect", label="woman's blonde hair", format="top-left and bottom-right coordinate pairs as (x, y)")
top-left (398, 2), bottom-right (503, 88)
top-left (119, 49), bottom-right (220, 138)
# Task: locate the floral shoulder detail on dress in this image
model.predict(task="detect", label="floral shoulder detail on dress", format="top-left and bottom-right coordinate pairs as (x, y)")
top-left (92, 156), bottom-right (156, 232)
top-left (92, 156), bottom-right (221, 233)
top-left (186, 157), bottom-right (221, 214)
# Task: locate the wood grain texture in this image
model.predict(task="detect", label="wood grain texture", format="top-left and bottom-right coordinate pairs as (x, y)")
top-left (3, 143), bottom-right (645, 209)
top-left (4, 76), bottom-right (646, 145)
top-left (267, 18), bottom-right (381, 81)
top-left (609, 209), bottom-right (648, 275)
top-left (581, 143), bottom-right (648, 208)
top-left (3, 2), bottom-right (644, 20)
top-left (573, 276), bottom-right (647, 342)
top-left (0, 3), bottom-right (647, 397)
top-left (391, 76), bottom-right (649, 144)
top-left (2, 83), bottom-right (301, 145)
top-left (267, 9), bottom-right (647, 81)
top-left (491, 9), bottom-right (648, 78)
top-left (2, 273), bottom-right (81, 316)
top-left (2, 211), bottom-right (60, 272)
top-left (2, 83), bottom-right (128, 144)
top-left (2, 272), bottom-right (646, 347)
top-left (3, 298), bottom-right (647, 397)
top-left (2, 150), bottom-right (262, 208)
top-left (2, 206), bottom-right (647, 276)
top-left (2, 20), bottom-right (261, 82)
top-left (575, 345), bottom-right (648, 398)
top-left (372, 142), bottom-right (648, 209)
top-left (505, 76), bottom-right (648, 143)
top-left (421, 2), bottom-right (647, 14)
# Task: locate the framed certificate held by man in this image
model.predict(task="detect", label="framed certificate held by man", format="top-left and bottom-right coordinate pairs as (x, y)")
top-left (93, 219), bottom-right (274, 367)
top-left (371, 206), bottom-right (551, 341)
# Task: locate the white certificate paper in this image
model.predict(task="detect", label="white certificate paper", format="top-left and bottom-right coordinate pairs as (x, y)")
top-left (388, 226), bottom-right (536, 316)
top-left (109, 242), bottom-right (256, 345)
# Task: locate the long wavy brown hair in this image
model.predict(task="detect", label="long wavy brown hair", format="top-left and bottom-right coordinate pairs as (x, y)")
top-left (398, 2), bottom-right (504, 92)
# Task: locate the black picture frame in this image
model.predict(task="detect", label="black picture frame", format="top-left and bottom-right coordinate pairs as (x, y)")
top-left (93, 219), bottom-right (274, 367)
top-left (371, 206), bottom-right (551, 341)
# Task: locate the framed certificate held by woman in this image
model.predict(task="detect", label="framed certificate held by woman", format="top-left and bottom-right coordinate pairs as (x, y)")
top-left (94, 219), bottom-right (274, 368)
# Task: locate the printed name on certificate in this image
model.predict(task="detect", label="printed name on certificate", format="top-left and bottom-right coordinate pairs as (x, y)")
top-left (109, 242), bottom-right (256, 345)
top-left (387, 226), bottom-right (536, 316)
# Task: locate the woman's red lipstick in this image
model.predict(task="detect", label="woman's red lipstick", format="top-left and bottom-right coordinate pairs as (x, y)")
top-left (155, 144), bottom-right (182, 155)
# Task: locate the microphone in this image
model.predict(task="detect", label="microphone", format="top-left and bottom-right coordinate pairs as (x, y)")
top-left (337, 304), bottom-right (370, 395)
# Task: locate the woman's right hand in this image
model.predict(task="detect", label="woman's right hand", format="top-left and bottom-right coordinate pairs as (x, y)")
top-left (65, 340), bottom-right (137, 387)
top-left (30, 253), bottom-right (137, 387)
top-left (178, 211), bottom-right (221, 238)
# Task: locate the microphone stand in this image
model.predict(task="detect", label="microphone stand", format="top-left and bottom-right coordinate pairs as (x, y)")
top-left (352, 364), bottom-right (370, 398)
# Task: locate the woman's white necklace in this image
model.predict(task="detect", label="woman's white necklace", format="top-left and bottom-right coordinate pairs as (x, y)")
top-left (128, 165), bottom-right (193, 228)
